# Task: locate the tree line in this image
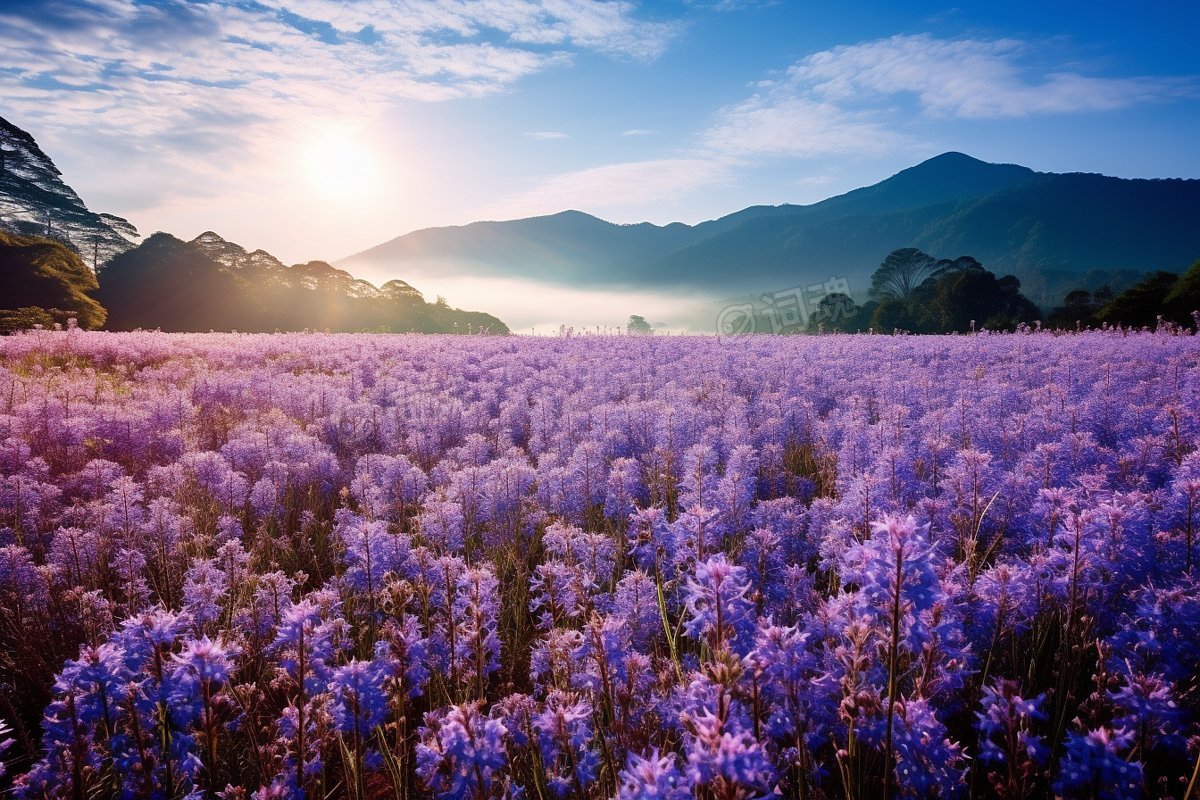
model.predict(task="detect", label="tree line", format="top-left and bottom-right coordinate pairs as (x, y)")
top-left (0, 231), bottom-right (508, 334)
top-left (809, 248), bottom-right (1200, 333)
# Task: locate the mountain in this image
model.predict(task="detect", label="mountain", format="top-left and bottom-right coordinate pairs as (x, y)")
top-left (0, 115), bottom-right (139, 269)
top-left (345, 209), bottom-right (702, 287)
top-left (342, 153), bottom-right (1200, 306)
top-left (98, 232), bottom-right (508, 333)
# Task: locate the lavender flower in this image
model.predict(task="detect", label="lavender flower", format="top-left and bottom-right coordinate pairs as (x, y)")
top-left (682, 554), bottom-right (755, 654)
top-left (617, 748), bottom-right (691, 800)
top-left (533, 691), bottom-right (599, 798)
top-left (330, 659), bottom-right (388, 738)
top-left (416, 701), bottom-right (508, 800)
top-left (1053, 728), bottom-right (1143, 800)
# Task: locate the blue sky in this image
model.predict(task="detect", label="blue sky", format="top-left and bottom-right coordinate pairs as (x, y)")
top-left (2, 0), bottom-right (1198, 266)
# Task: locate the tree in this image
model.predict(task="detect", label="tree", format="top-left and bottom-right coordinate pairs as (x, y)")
top-left (867, 254), bottom-right (1040, 333)
top-left (1094, 271), bottom-right (1180, 328)
top-left (1163, 259), bottom-right (1200, 328)
top-left (869, 248), bottom-right (939, 301)
top-left (626, 314), bottom-right (653, 334)
top-left (96, 232), bottom-right (509, 334)
top-left (1047, 288), bottom-right (1102, 328)
top-left (806, 293), bottom-right (862, 330)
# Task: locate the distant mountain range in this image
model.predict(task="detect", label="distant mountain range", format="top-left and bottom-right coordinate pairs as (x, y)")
top-left (342, 153), bottom-right (1200, 306)
top-left (6, 107), bottom-right (1199, 326)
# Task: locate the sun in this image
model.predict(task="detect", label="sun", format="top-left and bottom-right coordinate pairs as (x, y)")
top-left (299, 123), bottom-right (384, 204)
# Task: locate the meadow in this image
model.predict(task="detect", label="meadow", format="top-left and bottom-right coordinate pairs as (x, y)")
top-left (0, 328), bottom-right (1198, 799)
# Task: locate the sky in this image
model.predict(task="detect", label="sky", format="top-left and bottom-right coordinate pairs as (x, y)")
top-left (3, 0), bottom-right (1199, 278)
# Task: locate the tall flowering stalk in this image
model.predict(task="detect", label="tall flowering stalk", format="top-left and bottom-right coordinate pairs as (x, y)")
top-left (416, 701), bottom-right (508, 800)
top-left (171, 636), bottom-right (239, 793)
top-left (840, 515), bottom-right (942, 798)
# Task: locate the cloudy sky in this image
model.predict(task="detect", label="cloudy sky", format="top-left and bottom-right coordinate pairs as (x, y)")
top-left (3, 0), bottom-right (1198, 266)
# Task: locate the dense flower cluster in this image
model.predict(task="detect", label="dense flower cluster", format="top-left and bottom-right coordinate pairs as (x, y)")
top-left (1, 327), bottom-right (1199, 798)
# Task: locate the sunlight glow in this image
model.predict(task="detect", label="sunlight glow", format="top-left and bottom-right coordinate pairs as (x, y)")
top-left (300, 124), bottom-right (383, 204)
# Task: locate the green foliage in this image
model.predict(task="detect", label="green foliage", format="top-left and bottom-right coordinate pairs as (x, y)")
top-left (1052, 259), bottom-right (1200, 329)
top-left (1094, 271), bottom-right (1181, 328)
top-left (1163, 258), bottom-right (1200, 325)
top-left (856, 249), bottom-right (1039, 333)
top-left (868, 247), bottom-right (938, 300)
top-left (0, 306), bottom-right (56, 334)
top-left (806, 293), bottom-right (862, 330)
top-left (626, 314), bottom-right (652, 334)
top-left (0, 231), bottom-right (106, 331)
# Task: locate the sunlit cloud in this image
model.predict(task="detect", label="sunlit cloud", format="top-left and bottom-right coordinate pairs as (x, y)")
top-left (697, 32), bottom-right (1193, 162)
top-left (793, 34), bottom-right (1192, 118)
top-left (480, 157), bottom-right (734, 220)
top-left (0, 0), bottom-right (678, 216)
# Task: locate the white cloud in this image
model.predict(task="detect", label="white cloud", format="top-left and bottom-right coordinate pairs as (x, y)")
top-left (481, 157), bottom-right (734, 219)
top-left (487, 30), bottom-right (1195, 228)
top-left (527, 131), bottom-right (570, 139)
top-left (620, 129), bottom-right (655, 136)
top-left (704, 95), bottom-right (902, 158)
top-left (793, 33), bottom-right (1190, 119)
top-left (696, 32), bottom-right (1192, 162)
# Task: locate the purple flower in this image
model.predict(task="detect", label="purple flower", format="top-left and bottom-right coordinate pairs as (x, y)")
top-left (841, 515), bottom-right (942, 653)
top-left (626, 506), bottom-right (672, 574)
top-left (182, 559), bottom-right (229, 626)
top-left (890, 698), bottom-right (967, 797)
top-left (330, 659), bottom-right (388, 738)
top-left (173, 636), bottom-right (238, 689)
top-left (681, 706), bottom-right (774, 793)
top-left (454, 566), bottom-right (502, 695)
top-left (682, 554), bottom-right (755, 654)
top-left (530, 560), bottom-right (586, 630)
top-left (611, 569), bottom-right (662, 650)
top-left (617, 748), bottom-right (691, 800)
top-left (1054, 728), bottom-right (1143, 800)
top-left (976, 679), bottom-right (1048, 773)
top-left (418, 497), bottom-right (467, 553)
top-left (533, 691), bottom-right (598, 798)
top-left (0, 719), bottom-right (11, 780)
top-left (335, 510), bottom-right (413, 595)
top-left (416, 701), bottom-right (508, 800)
top-left (274, 597), bottom-right (347, 692)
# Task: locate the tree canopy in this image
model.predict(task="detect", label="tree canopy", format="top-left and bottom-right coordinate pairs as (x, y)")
top-left (868, 247), bottom-right (938, 301)
top-left (817, 249), bottom-right (1040, 333)
top-left (627, 314), bottom-right (652, 334)
top-left (97, 232), bottom-right (508, 333)
top-left (1056, 259), bottom-right (1200, 329)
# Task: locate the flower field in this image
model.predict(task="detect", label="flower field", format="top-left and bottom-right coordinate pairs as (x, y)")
top-left (1, 328), bottom-right (1199, 799)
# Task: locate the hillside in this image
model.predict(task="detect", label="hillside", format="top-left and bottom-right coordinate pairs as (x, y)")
top-left (0, 115), bottom-right (139, 269)
top-left (98, 233), bottom-right (508, 333)
top-left (342, 153), bottom-right (1200, 306)
top-left (0, 231), bottom-right (106, 331)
